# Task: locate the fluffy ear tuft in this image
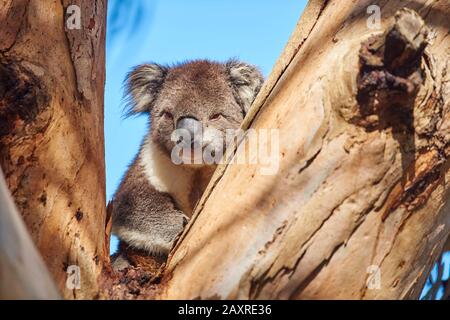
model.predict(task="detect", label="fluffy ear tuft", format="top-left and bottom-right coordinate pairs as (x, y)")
top-left (124, 63), bottom-right (168, 116)
top-left (226, 59), bottom-right (264, 114)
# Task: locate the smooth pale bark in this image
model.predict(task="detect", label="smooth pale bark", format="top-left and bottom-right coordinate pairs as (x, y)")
top-left (160, 0), bottom-right (450, 299)
top-left (0, 0), bottom-right (107, 299)
top-left (0, 168), bottom-right (60, 299)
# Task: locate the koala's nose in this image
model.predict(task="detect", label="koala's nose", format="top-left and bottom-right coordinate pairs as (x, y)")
top-left (176, 117), bottom-right (202, 145)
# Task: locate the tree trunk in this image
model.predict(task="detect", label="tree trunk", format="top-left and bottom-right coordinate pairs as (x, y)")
top-left (159, 0), bottom-right (450, 299)
top-left (0, 0), bottom-right (107, 299)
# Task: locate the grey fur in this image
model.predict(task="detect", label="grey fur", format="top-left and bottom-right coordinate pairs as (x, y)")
top-left (124, 63), bottom-right (168, 115)
top-left (226, 59), bottom-right (264, 113)
top-left (112, 59), bottom-right (263, 269)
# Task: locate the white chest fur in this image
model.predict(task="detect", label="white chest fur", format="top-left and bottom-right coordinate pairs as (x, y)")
top-left (140, 139), bottom-right (194, 214)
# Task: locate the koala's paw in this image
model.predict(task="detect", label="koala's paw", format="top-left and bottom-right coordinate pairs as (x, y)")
top-left (111, 252), bottom-right (132, 271)
top-left (150, 211), bottom-right (189, 255)
top-left (113, 211), bottom-right (189, 257)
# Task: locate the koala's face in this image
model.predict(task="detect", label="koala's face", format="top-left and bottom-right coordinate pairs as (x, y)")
top-left (126, 60), bottom-right (263, 166)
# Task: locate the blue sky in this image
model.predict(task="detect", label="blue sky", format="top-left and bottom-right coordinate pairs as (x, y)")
top-left (104, 1), bottom-right (448, 298)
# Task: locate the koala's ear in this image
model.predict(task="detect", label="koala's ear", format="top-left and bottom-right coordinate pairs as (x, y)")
top-left (124, 63), bottom-right (168, 116)
top-left (226, 60), bottom-right (264, 114)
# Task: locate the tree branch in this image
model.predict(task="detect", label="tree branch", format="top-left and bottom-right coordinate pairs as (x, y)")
top-left (159, 2), bottom-right (450, 300)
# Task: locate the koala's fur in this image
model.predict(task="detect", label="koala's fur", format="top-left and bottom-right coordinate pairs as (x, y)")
top-left (111, 59), bottom-right (263, 269)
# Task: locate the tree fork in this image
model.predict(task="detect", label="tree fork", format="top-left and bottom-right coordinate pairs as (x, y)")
top-left (0, 0), bottom-right (448, 300)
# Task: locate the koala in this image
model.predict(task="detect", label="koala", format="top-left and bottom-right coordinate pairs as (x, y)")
top-left (111, 59), bottom-right (263, 269)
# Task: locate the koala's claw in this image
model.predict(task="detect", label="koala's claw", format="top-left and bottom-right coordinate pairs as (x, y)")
top-left (181, 214), bottom-right (189, 227)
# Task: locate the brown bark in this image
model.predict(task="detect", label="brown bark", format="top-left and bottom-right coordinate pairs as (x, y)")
top-left (159, 0), bottom-right (450, 299)
top-left (0, 0), bottom-right (107, 299)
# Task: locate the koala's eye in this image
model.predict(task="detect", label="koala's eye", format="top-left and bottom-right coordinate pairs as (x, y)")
top-left (160, 111), bottom-right (173, 120)
top-left (210, 113), bottom-right (224, 120)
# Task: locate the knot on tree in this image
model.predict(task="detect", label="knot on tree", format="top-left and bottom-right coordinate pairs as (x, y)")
top-left (355, 8), bottom-right (429, 130)
top-left (0, 60), bottom-right (49, 137)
